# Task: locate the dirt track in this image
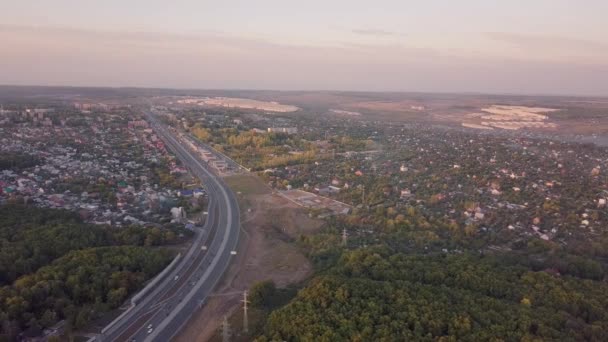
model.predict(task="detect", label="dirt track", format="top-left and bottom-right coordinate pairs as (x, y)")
top-left (174, 175), bottom-right (322, 342)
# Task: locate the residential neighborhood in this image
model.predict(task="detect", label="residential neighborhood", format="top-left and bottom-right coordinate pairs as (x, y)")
top-left (0, 104), bottom-right (207, 228)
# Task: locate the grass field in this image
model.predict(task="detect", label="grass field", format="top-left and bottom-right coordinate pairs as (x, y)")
top-left (225, 174), bottom-right (271, 196)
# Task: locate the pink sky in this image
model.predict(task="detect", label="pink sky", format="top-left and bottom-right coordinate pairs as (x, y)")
top-left (2, 1), bottom-right (608, 95)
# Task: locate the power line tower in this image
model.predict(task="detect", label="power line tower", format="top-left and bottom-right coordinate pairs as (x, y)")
top-left (222, 315), bottom-right (231, 342)
top-left (342, 228), bottom-right (348, 246)
top-left (242, 290), bottom-right (250, 334)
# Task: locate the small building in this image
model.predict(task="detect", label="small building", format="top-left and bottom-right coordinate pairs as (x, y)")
top-left (400, 189), bottom-right (412, 198)
top-left (267, 127), bottom-right (298, 134)
top-left (128, 120), bottom-right (149, 129)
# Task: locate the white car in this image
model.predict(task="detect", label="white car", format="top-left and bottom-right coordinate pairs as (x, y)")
top-left (147, 328), bottom-right (153, 334)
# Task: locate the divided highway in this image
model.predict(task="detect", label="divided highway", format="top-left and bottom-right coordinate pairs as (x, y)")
top-left (99, 110), bottom-right (240, 342)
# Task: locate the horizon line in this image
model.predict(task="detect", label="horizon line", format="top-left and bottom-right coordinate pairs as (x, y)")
top-left (0, 83), bottom-right (607, 100)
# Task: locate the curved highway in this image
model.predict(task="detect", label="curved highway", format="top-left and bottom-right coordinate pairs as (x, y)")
top-left (99, 110), bottom-right (240, 342)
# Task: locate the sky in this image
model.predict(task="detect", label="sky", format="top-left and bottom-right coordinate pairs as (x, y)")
top-left (1, 0), bottom-right (608, 96)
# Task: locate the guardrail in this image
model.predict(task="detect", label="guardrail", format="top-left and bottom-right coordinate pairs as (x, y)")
top-left (131, 253), bottom-right (182, 305)
top-left (99, 253), bottom-right (181, 335)
top-left (144, 115), bottom-right (241, 342)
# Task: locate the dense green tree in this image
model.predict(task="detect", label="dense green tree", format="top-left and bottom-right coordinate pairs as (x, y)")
top-left (0, 205), bottom-right (179, 338)
top-left (256, 250), bottom-right (608, 341)
top-left (250, 280), bottom-right (277, 308)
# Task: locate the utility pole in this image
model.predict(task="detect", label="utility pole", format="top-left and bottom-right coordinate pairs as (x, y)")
top-left (222, 315), bottom-right (231, 342)
top-left (361, 186), bottom-right (365, 206)
top-left (242, 290), bottom-right (250, 333)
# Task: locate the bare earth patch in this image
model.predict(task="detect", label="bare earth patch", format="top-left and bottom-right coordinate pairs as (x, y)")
top-left (174, 174), bottom-right (322, 342)
top-left (462, 105), bottom-right (558, 130)
top-left (175, 97), bottom-right (299, 113)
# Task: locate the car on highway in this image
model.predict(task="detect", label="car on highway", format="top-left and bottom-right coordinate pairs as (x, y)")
top-left (102, 112), bottom-right (241, 342)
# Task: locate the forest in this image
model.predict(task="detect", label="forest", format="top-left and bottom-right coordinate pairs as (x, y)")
top-left (192, 124), bottom-right (319, 170)
top-left (0, 153), bottom-right (39, 171)
top-left (254, 249), bottom-right (608, 341)
top-left (0, 204), bottom-right (180, 339)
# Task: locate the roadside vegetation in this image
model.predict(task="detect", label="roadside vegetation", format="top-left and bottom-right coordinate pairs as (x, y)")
top-left (0, 204), bottom-right (186, 339)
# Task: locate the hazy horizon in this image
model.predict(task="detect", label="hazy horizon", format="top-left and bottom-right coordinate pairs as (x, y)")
top-left (2, 1), bottom-right (608, 96)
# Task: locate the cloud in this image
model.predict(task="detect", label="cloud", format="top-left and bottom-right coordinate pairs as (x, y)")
top-left (1, 25), bottom-right (607, 95)
top-left (352, 28), bottom-right (406, 37)
top-left (0, 24), bottom-right (436, 64)
top-left (486, 32), bottom-right (608, 54)
top-left (0, 24), bottom-right (276, 50)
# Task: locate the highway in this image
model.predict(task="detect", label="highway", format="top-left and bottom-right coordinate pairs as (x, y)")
top-left (99, 110), bottom-right (241, 342)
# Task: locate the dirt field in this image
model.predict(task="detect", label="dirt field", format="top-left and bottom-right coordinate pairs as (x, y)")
top-left (174, 174), bottom-right (323, 342)
top-left (176, 97), bottom-right (299, 112)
